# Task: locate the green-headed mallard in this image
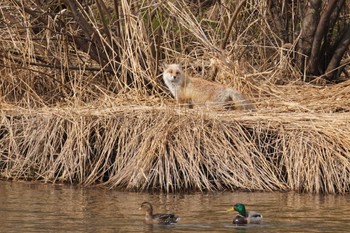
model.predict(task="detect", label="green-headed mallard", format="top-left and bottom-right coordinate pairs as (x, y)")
top-left (139, 202), bottom-right (179, 225)
top-left (227, 203), bottom-right (262, 225)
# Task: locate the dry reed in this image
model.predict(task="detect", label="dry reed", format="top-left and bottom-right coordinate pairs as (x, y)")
top-left (0, 1), bottom-right (350, 194)
top-left (1, 103), bottom-right (350, 194)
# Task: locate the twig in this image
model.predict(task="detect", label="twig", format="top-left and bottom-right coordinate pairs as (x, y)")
top-left (211, 0), bottom-right (247, 81)
top-left (221, 0), bottom-right (247, 50)
top-left (0, 53), bottom-right (113, 73)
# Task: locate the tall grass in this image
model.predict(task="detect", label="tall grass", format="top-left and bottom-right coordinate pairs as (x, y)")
top-left (0, 0), bottom-right (350, 193)
top-left (1, 0), bottom-right (320, 106)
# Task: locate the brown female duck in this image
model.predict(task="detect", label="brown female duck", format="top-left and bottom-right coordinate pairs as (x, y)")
top-left (139, 202), bottom-right (179, 225)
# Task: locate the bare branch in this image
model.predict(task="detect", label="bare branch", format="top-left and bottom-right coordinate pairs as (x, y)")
top-left (221, 0), bottom-right (247, 50)
top-left (308, 0), bottom-right (338, 74)
top-left (211, 0), bottom-right (246, 81)
top-left (325, 24), bottom-right (350, 81)
top-left (297, 0), bottom-right (322, 71)
top-left (62, 0), bottom-right (110, 66)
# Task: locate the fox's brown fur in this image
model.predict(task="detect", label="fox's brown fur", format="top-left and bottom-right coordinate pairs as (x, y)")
top-left (162, 64), bottom-right (255, 110)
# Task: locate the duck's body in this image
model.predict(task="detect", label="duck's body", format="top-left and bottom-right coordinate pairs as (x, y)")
top-left (227, 203), bottom-right (262, 225)
top-left (140, 202), bottom-right (179, 225)
top-left (232, 211), bottom-right (262, 224)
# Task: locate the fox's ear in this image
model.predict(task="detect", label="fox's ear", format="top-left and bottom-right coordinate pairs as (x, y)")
top-left (161, 63), bottom-right (169, 70)
top-left (178, 63), bottom-right (185, 70)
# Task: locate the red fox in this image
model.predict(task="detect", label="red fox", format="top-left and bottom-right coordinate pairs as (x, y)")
top-left (162, 64), bottom-right (255, 110)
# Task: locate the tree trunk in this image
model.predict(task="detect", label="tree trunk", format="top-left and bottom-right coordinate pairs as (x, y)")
top-left (308, 0), bottom-right (338, 74)
top-left (297, 0), bottom-right (322, 76)
top-left (295, 0), bottom-right (348, 82)
top-left (325, 24), bottom-right (350, 80)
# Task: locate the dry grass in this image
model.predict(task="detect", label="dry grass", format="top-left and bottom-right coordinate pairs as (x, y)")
top-left (0, 0), bottom-right (350, 193)
top-left (1, 101), bottom-right (350, 194)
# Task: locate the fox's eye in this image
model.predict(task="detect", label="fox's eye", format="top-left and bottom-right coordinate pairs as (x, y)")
top-left (168, 69), bottom-right (173, 73)
top-left (176, 71), bottom-right (180, 75)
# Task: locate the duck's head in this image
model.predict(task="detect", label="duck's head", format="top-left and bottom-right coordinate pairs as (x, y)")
top-left (227, 203), bottom-right (247, 217)
top-left (140, 202), bottom-right (153, 215)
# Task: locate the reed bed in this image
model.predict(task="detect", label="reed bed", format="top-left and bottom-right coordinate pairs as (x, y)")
top-left (1, 102), bottom-right (350, 194)
top-left (1, 0), bottom-right (350, 194)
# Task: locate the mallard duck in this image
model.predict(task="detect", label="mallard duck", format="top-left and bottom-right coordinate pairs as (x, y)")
top-left (227, 203), bottom-right (262, 224)
top-left (139, 202), bottom-right (179, 225)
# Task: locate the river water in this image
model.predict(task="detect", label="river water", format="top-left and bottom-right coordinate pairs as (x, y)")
top-left (0, 181), bottom-right (350, 232)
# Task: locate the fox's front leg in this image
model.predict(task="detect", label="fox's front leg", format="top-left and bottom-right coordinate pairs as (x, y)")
top-left (178, 97), bottom-right (194, 109)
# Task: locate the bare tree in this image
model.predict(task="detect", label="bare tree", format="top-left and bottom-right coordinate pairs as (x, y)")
top-left (270, 0), bottom-right (350, 82)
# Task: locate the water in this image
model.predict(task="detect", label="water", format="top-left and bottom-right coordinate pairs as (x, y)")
top-left (1, 181), bottom-right (350, 232)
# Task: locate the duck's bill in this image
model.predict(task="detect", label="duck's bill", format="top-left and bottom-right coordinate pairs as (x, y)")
top-left (226, 207), bottom-right (234, 212)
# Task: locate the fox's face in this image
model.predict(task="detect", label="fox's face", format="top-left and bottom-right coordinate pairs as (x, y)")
top-left (163, 64), bottom-right (184, 85)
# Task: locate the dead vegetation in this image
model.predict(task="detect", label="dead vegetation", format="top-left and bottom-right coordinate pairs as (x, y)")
top-left (1, 104), bottom-right (350, 194)
top-left (0, 0), bottom-right (350, 193)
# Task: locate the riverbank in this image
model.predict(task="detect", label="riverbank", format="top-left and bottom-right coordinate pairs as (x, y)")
top-left (1, 0), bottom-right (350, 195)
top-left (1, 102), bottom-right (349, 194)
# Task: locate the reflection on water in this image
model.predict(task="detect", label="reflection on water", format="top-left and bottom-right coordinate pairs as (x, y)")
top-left (0, 181), bottom-right (350, 232)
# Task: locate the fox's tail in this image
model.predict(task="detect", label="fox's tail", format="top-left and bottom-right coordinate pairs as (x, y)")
top-left (228, 89), bottom-right (256, 111)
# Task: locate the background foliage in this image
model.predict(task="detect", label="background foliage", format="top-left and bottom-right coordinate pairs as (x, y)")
top-left (1, 0), bottom-right (349, 107)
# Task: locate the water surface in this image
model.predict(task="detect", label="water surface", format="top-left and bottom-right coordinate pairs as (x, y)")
top-left (0, 181), bottom-right (349, 232)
